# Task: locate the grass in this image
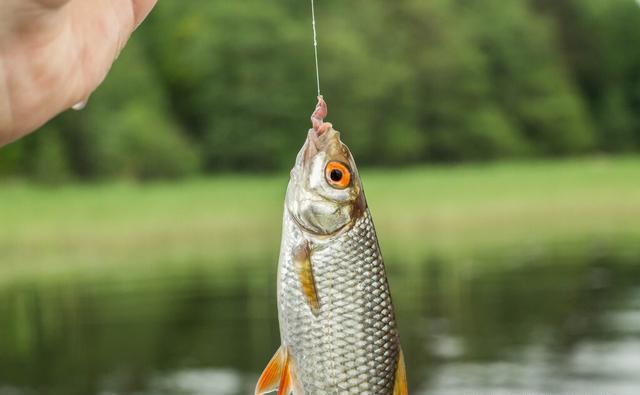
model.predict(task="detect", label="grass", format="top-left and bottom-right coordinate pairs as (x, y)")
top-left (1, 157), bottom-right (640, 284)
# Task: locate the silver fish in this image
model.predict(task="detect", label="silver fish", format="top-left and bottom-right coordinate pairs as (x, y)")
top-left (256, 97), bottom-right (407, 395)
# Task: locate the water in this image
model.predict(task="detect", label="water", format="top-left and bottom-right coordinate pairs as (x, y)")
top-left (1, 247), bottom-right (639, 395)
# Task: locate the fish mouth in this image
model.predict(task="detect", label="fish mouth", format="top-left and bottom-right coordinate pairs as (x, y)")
top-left (302, 127), bottom-right (342, 165)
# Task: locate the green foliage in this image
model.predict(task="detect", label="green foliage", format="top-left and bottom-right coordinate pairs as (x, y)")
top-left (24, 125), bottom-right (71, 183)
top-left (144, 2), bottom-right (311, 171)
top-left (532, 0), bottom-right (640, 152)
top-left (0, 138), bottom-right (26, 176)
top-left (2, 0), bottom-right (640, 179)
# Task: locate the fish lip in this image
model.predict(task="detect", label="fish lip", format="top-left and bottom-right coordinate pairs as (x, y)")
top-left (301, 127), bottom-right (342, 168)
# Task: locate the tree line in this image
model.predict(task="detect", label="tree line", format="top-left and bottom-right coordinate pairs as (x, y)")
top-left (1, 0), bottom-right (639, 181)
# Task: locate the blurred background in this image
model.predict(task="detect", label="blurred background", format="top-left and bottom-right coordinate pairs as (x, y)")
top-left (1, 0), bottom-right (640, 394)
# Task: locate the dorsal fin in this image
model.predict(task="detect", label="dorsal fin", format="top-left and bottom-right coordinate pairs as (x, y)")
top-left (293, 241), bottom-right (320, 315)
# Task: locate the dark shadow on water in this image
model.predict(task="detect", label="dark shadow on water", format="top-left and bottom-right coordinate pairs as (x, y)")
top-left (1, 244), bottom-right (639, 395)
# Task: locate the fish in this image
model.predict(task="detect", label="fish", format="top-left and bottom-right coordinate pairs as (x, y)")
top-left (255, 96), bottom-right (407, 395)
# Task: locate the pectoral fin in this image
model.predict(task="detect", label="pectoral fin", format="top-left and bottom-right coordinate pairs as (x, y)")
top-left (293, 241), bottom-right (320, 315)
top-left (255, 346), bottom-right (285, 395)
top-left (255, 346), bottom-right (294, 395)
top-left (393, 348), bottom-right (408, 395)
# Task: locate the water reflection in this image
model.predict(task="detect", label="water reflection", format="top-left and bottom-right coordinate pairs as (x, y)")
top-left (0, 246), bottom-right (639, 395)
top-left (134, 368), bottom-right (246, 395)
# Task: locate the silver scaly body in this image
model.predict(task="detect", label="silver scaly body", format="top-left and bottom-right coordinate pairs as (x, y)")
top-left (278, 208), bottom-right (399, 394)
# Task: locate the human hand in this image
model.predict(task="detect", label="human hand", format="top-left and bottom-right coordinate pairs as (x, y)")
top-left (0, 0), bottom-right (157, 146)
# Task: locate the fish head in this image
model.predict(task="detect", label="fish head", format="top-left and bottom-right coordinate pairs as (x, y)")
top-left (286, 97), bottom-right (366, 236)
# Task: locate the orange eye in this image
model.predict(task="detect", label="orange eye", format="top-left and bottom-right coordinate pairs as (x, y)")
top-left (325, 161), bottom-right (351, 189)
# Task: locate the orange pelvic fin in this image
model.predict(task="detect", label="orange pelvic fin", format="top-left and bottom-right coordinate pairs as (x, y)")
top-left (293, 241), bottom-right (320, 315)
top-left (393, 348), bottom-right (408, 395)
top-left (255, 346), bottom-right (294, 395)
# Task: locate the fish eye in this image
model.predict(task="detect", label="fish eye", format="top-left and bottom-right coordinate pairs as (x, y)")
top-left (325, 161), bottom-right (351, 189)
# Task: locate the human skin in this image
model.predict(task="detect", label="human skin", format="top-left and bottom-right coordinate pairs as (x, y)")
top-left (0, 0), bottom-right (156, 146)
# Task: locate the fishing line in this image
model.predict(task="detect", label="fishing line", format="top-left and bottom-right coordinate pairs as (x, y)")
top-left (311, 0), bottom-right (321, 96)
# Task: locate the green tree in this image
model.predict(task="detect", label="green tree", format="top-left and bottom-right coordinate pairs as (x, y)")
top-left (144, 2), bottom-right (313, 171)
top-left (532, 0), bottom-right (640, 151)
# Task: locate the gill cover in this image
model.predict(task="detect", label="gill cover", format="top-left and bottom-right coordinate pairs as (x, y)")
top-left (286, 96), bottom-right (365, 236)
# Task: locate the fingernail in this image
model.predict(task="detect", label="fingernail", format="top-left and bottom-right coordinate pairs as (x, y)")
top-left (72, 100), bottom-right (87, 111)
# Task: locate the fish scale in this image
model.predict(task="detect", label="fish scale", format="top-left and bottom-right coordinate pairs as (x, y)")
top-left (278, 209), bottom-right (399, 394)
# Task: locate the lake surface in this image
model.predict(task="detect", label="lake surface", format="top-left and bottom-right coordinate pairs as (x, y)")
top-left (1, 246), bottom-right (639, 395)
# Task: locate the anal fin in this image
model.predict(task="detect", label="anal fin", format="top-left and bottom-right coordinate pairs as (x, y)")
top-left (293, 241), bottom-right (320, 315)
top-left (255, 346), bottom-right (294, 395)
top-left (393, 348), bottom-right (408, 395)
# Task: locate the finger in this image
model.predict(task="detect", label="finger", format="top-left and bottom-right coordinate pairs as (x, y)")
top-left (70, 0), bottom-right (156, 92)
top-left (0, 0), bottom-right (157, 143)
top-left (131, 0), bottom-right (157, 29)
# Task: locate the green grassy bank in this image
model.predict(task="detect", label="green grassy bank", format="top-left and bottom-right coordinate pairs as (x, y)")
top-left (1, 157), bottom-right (639, 284)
